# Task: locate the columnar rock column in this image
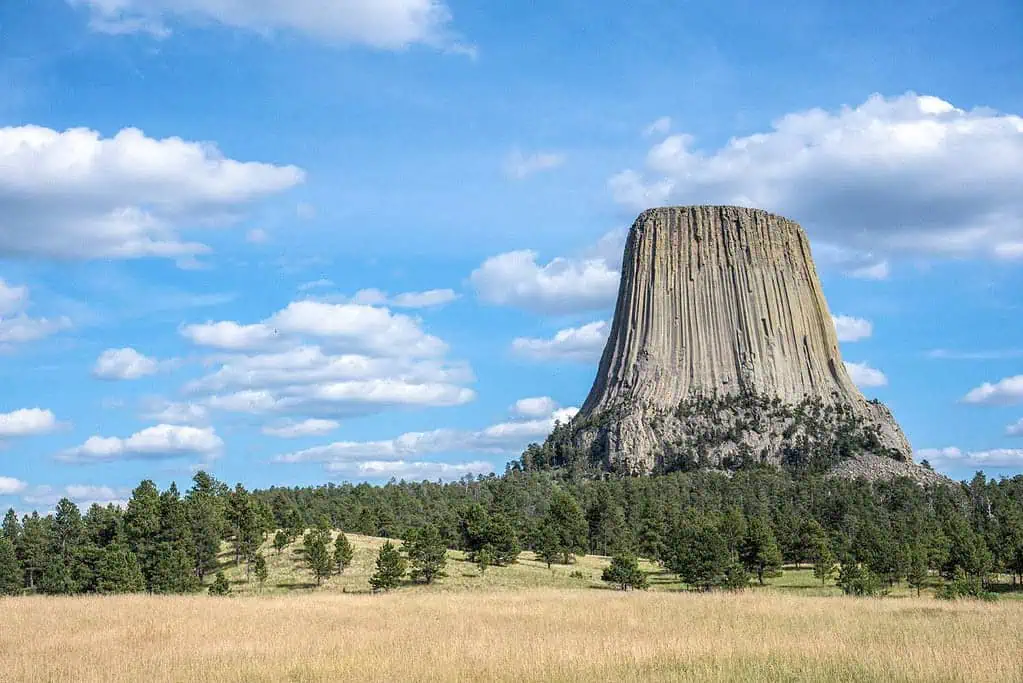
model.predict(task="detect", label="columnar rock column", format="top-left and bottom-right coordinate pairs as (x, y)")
top-left (573, 206), bottom-right (912, 472)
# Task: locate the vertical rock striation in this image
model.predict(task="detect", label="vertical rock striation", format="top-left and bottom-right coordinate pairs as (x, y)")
top-left (571, 206), bottom-right (913, 474)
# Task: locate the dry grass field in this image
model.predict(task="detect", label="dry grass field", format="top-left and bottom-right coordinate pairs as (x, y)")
top-left (3, 589), bottom-right (1022, 682)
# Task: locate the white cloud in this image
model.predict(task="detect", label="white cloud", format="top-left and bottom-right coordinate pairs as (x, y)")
top-left (180, 320), bottom-right (278, 351)
top-left (141, 400), bottom-right (210, 425)
top-left (643, 117), bottom-right (672, 137)
top-left (915, 446), bottom-right (1023, 470)
top-left (0, 476), bottom-right (27, 495)
top-left (274, 400), bottom-right (577, 469)
top-left (610, 93), bottom-right (1023, 261)
top-left (326, 459), bottom-right (492, 481)
top-left (511, 396), bottom-right (558, 419)
top-left (0, 278), bottom-right (71, 348)
top-left (92, 347), bottom-right (160, 380)
top-left (848, 261), bottom-right (890, 280)
top-left (58, 424), bottom-right (223, 463)
top-left (844, 361), bottom-right (888, 388)
top-left (471, 235), bottom-right (622, 315)
top-left (0, 125), bottom-right (303, 262)
top-left (504, 149), bottom-right (566, 180)
top-left (391, 289), bottom-right (459, 308)
top-left (832, 315), bottom-right (873, 343)
top-left (0, 408), bottom-right (59, 438)
top-left (181, 300), bottom-right (473, 419)
top-left (352, 288), bottom-right (458, 309)
top-left (962, 375), bottom-right (1023, 405)
top-left (512, 320), bottom-right (609, 363)
top-left (68, 0), bottom-right (464, 52)
top-left (21, 484), bottom-right (131, 510)
top-left (262, 418), bottom-right (340, 438)
top-left (1007, 419), bottom-right (1023, 437)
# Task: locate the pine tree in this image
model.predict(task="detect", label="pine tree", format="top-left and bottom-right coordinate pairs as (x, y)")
top-left (812, 538), bottom-right (837, 585)
top-left (0, 536), bottom-right (23, 595)
top-left (720, 507), bottom-right (748, 559)
top-left (97, 545), bottom-right (146, 594)
top-left (150, 543), bottom-right (201, 593)
top-left (601, 553), bottom-right (648, 591)
top-left (274, 530), bottom-right (290, 556)
top-left (40, 498), bottom-right (85, 595)
top-left (636, 502), bottom-right (666, 563)
top-left (740, 517), bottom-right (784, 585)
top-left (334, 533), bottom-right (354, 574)
top-left (485, 513), bottom-right (522, 565)
top-left (369, 541), bottom-right (406, 591)
top-left (798, 519), bottom-right (829, 568)
top-left (209, 571), bottom-right (231, 596)
top-left (253, 553), bottom-right (268, 592)
top-left (907, 544), bottom-right (929, 596)
top-left (303, 530), bottom-right (332, 586)
top-left (544, 490), bottom-right (588, 564)
top-left (186, 471), bottom-right (226, 581)
top-left (665, 518), bottom-right (731, 591)
top-left (404, 525), bottom-right (447, 584)
top-left (123, 480), bottom-right (162, 587)
top-left (475, 546), bottom-right (495, 576)
top-left (17, 513), bottom-right (48, 591)
top-left (534, 523), bottom-right (560, 569)
top-left (2, 508), bottom-right (20, 546)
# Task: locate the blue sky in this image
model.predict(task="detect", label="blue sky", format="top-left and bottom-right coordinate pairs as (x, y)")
top-left (1, 0), bottom-right (1022, 510)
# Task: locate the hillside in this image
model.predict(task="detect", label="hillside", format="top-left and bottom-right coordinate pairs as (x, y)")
top-left (215, 531), bottom-right (989, 600)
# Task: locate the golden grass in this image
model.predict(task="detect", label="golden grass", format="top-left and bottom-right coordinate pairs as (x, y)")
top-left (3, 589), bottom-right (1022, 682)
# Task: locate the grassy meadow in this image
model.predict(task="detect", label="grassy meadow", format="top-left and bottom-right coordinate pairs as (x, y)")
top-left (4, 589), bottom-right (1022, 682)
top-left (3, 533), bottom-right (1022, 682)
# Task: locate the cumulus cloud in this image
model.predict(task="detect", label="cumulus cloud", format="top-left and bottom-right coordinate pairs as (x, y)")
top-left (58, 424), bottom-right (223, 463)
top-left (0, 278), bottom-right (71, 348)
top-left (1007, 419), bottom-right (1023, 437)
top-left (21, 484), bottom-right (131, 510)
top-left (471, 233), bottom-right (623, 315)
top-left (915, 446), bottom-right (1023, 470)
top-left (844, 361), bottom-right (888, 388)
top-left (610, 93), bottom-right (1023, 261)
top-left (832, 315), bottom-right (873, 343)
top-left (352, 288), bottom-right (459, 309)
top-left (0, 476), bottom-right (27, 495)
top-left (274, 399), bottom-right (577, 479)
top-left (141, 400), bottom-right (210, 425)
top-left (92, 347), bottom-right (160, 380)
top-left (0, 408), bottom-right (59, 438)
top-left (262, 418), bottom-right (340, 439)
top-left (326, 459), bottom-right (492, 481)
top-left (504, 149), bottom-right (566, 180)
top-left (68, 0), bottom-right (466, 52)
top-left (962, 375), bottom-right (1023, 405)
top-left (511, 396), bottom-right (558, 419)
top-left (181, 300), bottom-right (473, 418)
top-left (512, 321), bottom-right (609, 363)
top-left (0, 125), bottom-right (303, 262)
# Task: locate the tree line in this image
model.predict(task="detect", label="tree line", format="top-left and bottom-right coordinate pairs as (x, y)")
top-left (2, 466), bottom-right (1022, 598)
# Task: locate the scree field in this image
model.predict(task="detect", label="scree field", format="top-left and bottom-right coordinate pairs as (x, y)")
top-left (2, 534), bottom-right (1022, 682)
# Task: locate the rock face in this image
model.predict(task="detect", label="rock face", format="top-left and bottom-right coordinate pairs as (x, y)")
top-left (571, 206), bottom-right (914, 474)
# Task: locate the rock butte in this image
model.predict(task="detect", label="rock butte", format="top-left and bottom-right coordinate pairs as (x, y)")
top-left (571, 205), bottom-right (923, 478)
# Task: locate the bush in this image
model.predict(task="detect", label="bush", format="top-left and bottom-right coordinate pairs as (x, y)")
top-left (936, 569), bottom-right (998, 602)
top-left (208, 571), bottom-right (231, 596)
top-left (601, 553), bottom-right (648, 591)
top-left (837, 563), bottom-right (887, 597)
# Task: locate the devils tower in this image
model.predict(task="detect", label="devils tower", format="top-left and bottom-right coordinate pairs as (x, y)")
top-left (565, 205), bottom-right (922, 478)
